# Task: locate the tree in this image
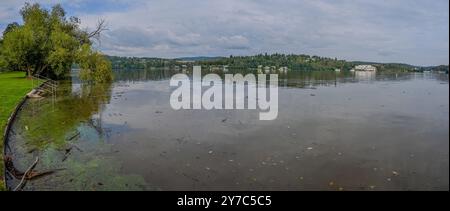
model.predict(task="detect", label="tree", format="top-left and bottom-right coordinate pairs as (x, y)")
top-left (2, 22), bottom-right (20, 37)
top-left (0, 26), bottom-right (34, 75)
top-left (78, 44), bottom-right (113, 83)
top-left (0, 3), bottom-right (111, 82)
top-left (0, 22), bottom-right (20, 71)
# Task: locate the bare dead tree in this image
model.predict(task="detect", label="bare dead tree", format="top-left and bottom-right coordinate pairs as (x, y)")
top-left (88, 19), bottom-right (108, 44)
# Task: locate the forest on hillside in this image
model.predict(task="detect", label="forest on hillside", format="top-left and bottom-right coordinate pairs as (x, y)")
top-left (105, 54), bottom-right (448, 73)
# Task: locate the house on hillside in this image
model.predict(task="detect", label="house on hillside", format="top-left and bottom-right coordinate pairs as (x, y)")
top-left (352, 65), bottom-right (377, 72)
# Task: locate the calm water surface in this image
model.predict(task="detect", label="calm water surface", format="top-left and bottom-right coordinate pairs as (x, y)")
top-left (5, 69), bottom-right (449, 190)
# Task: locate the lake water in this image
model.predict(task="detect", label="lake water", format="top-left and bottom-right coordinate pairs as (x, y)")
top-left (5, 69), bottom-right (449, 190)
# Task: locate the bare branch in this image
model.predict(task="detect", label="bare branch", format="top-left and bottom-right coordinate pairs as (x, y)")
top-left (88, 19), bottom-right (108, 43)
top-left (13, 157), bottom-right (39, 191)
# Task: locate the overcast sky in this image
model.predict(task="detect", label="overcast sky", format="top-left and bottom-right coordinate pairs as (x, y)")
top-left (0, 0), bottom-right (448, 66)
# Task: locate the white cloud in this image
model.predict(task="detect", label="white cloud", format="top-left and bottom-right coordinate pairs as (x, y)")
top-left (0, 0), bottom-right (448, 65)
top-left (217, 35), bottom-right (250, 50)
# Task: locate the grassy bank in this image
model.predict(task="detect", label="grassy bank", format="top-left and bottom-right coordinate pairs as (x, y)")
top-left (0, 71), bottom-right (43, 190)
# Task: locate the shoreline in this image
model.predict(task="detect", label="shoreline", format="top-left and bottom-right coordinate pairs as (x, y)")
top-left (0, 74), bottom-right (46, 191)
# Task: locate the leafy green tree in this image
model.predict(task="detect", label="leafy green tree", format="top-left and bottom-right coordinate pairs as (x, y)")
top-left (0, 26), bottom-right (34, 75)
top-left (2, 22), bottom-right (20, 37)
top-left (0, 3), bottom-right (112, 82)
top-left (78, 44), bottom-right (113, 82)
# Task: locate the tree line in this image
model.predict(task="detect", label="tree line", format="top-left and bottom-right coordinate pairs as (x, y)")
top-left (106, 54), bottom-right (445, 72)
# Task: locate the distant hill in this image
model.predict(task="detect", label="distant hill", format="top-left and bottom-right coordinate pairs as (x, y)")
top-left (106, 55), bottom-right (175, 69)
top-left (351, 61), bottom-right (418, 72)
top-left (105, 54), bottom-right (448, 73)
top-left (418, 65), bottom-right (449, 73)
top-left (175, 56), bottom-right (225, 62)
top-left (352, 61), bottom-right (416, 67)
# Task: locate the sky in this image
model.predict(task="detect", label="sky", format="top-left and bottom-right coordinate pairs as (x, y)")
top-left (0, 0), bottom-right (448, 66)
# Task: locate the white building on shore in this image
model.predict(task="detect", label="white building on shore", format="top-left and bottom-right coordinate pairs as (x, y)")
top-left (352, 65), bottom-right (377, 72)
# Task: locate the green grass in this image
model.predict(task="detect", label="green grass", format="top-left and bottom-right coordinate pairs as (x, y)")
top-left (0, 71), bottom-right (43, 190)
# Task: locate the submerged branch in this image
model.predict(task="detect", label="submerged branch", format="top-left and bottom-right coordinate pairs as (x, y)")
top-left (13, 157), bottom-right (39, 191)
